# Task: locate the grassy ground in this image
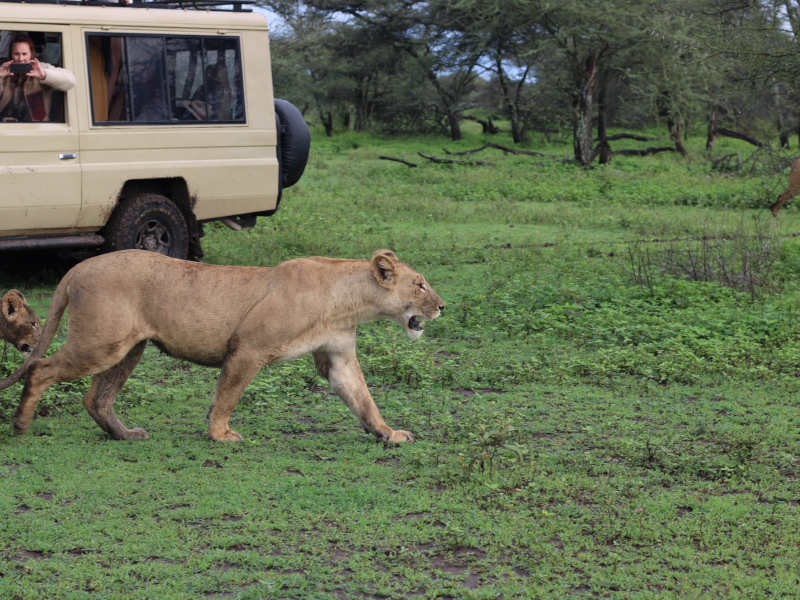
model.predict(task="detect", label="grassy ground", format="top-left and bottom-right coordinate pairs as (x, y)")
top-left (2, 126), bottom-right (800, 598)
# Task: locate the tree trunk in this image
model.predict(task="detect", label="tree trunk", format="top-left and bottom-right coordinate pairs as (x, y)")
top-left (320, 110), bottom-right (333, 137)
top-left (572, 52), bottom-right (598, 166)
top-left (706, 105), bottom-right (716, 152)
top-left (797, 115), bottom-right (800, 146)
top-left (668, 119), bottom-right (688, 157)
top-left (496, 55), bottom-right (528, 143)
top-left (596, 69), bottom-right (611, 164)
top-left (658, 91), bottom-right (687, 157)
top-left (447, 111), bottom-right (462, 141)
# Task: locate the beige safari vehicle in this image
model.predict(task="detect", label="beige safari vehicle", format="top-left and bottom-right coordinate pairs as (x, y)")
top-left (0, 0), bottom-right (309, 259)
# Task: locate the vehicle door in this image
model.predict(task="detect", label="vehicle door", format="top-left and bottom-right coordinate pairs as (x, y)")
top-left (0, 26), bottom-right (81, 237)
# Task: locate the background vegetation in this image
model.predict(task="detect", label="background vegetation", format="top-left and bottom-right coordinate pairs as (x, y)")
top-left (2, 125), bottom-right (800, 598)
top-left (264, 0), bottom-right (800, 166)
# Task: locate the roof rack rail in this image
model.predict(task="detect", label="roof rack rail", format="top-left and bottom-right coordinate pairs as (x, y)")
top-left (0, 0), bottom-right (254, 11)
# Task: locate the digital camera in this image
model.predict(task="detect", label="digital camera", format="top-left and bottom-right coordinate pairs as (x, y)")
top-left (9, 62), bottom-right (32, 75)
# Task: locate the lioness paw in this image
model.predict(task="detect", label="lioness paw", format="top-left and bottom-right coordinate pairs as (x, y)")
top-left (386, 429), bottom-right (415, 443)
top-left (210, 428), bottom-right (243, 442)
top-left (122, 428), bottom-right (150, 441)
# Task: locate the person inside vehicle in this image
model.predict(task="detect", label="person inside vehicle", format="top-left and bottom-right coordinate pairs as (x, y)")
top-left (0, 33), bottom-right (75, 122)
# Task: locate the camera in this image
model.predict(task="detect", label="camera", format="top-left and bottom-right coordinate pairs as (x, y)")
top-left (9, 62), bottom-right (32, 75)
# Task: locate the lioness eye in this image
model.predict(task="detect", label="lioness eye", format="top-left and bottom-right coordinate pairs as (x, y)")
top-left (418, 283), bottom-right (426, 291)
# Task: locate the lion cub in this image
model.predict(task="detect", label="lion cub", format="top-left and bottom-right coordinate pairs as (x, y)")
top-left (1, 290), bottom-right (41, 355)
top-left (2, 250), bottom-right (444, 443)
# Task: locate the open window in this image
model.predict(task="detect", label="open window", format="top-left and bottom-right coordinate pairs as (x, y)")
top-left (0, 29), bottom-right (68, 123)
top-left (87, 33), bottom-right (245, 125)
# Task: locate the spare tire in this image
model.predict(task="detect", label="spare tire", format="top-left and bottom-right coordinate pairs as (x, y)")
top-left (274, 98), bottom-right (310, 188)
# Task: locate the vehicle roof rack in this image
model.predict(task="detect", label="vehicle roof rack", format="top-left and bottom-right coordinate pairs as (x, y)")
top-left (0, 0), bottom-right (253, 11)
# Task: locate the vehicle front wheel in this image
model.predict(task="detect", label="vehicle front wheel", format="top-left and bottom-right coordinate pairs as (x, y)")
top-left (103, 193), bottom-right (189, 259)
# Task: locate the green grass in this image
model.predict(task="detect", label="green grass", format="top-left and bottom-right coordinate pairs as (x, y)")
top-left (2, 126), bottom-right (800, 598)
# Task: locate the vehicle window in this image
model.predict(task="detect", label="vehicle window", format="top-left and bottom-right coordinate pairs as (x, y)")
top-left (87, 33), bottom-right (245, 125)
top-left (1, 30), bottom-right (69, 123)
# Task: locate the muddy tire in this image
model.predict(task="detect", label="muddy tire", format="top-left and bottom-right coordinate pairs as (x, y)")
top-left (103, 193), bottom-right (189, 259)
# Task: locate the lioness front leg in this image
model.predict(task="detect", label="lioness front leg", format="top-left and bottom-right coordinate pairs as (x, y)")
top-left (314, 350), bottom-right (414, 443)
top-left (208, 352), bottom-right (261, 442)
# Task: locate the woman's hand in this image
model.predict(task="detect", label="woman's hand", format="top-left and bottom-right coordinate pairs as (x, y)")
top-left (0, 60), bottom-right (11, 77)
top-left (27, 58), bottom-right (46, 80)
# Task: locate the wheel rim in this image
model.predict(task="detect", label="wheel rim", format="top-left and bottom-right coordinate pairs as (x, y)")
top-left (135, 219), bottom-right (172, 254)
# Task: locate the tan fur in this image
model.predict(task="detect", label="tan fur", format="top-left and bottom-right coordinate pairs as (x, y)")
top-left (1, 249), bottom-right (444, 443)
top-left (770, 157), bottom-right (800, 216)
top-left (1, 290), bottom-right (41, 354)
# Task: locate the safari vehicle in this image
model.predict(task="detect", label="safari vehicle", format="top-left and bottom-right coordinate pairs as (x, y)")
top-left (0, 0), bottom-right (309, 259)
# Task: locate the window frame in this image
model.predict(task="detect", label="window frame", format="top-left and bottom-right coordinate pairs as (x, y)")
top-left (0, 27), bottom-right (71, 125)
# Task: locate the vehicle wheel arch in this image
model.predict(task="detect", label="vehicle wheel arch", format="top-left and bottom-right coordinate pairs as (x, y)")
top-left (108, 178), bottom-right (203, 259)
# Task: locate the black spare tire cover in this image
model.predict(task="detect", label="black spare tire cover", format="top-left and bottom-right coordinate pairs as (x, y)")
top-left (274, 98), bottom-right (310, 188)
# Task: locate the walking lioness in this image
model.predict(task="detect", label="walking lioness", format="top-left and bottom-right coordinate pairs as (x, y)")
top-left (1, 249), bottom-right (444, 442)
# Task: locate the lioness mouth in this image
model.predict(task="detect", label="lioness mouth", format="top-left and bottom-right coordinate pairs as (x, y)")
top-left (408, 316), bottom-right (424, 331)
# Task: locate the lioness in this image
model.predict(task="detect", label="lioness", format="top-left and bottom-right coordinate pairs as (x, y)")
top-left (1, 249), bottom-right (444, 443)
top-left (1, 290), bottom-right (41, 354)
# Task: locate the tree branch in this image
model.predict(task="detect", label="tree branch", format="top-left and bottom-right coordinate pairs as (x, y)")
top-left (715, 128), bottom-right (767, 148)
top-left (417, 152), bottom-right (492, 166)
top-left (379, 156), bottom-right (418, 167)
top-left (442, 142), bottom-right (545, 157)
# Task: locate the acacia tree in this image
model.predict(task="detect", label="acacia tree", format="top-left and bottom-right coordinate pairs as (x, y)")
top-left (263, 3), bottom-right (348, 135)
top-left (534, 0), bottom-right (663, 165)
top-left (443, 0), bottom-right (542, 143)
top-left (712, 0), bottom-right (800, 148)
top-left (281, 0), bottom-right (484, 140)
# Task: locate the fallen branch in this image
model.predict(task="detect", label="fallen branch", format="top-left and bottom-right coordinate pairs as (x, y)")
top-left (601, 133), bottom-right (661, 142)
top-left (715, 128), bottom-right (766, 148)
top-left (418, 152), bottom-right (492, 166)
top-left (614, 146), bottom-right (676, 156)
top-left (442, 143), bottom-right (491, 156)
top-left (442, 142), bottom-right (545, 157)
top-left (379, 155), bottom-right (417, 167)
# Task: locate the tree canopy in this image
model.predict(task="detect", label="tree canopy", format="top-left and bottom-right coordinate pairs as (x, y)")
top-left (261, 0), bottom-right (800, 162)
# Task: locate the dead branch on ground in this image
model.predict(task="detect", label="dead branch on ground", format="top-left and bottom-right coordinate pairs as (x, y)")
top-left (715, 128), bottom-right (766, 148)
top-left (418, 152), bottom-right (492, 166)
top-left (600, 133), bottom-right (662, 142)
top-left (614, 146), bottom-right (676, 156)
top-left (442, 142), bottom-right (546, 157)
top-left (379, 156), bottom-right (418, 167)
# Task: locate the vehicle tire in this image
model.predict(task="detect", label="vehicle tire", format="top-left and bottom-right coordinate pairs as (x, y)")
top-left (103, 193), bottom-right (190, 259)
top-left (274, 98), bottom-right (310, 188)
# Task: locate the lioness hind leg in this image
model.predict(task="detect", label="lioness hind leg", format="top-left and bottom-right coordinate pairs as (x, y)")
top-left (14, 339), bottom-right (144, 436)
top-left (14, 353), bottom-right (94, 435)
top-left (83, 341), bottom-right (148, 440)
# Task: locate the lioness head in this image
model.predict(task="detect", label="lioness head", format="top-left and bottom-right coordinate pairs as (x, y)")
top-left (370, 250), bottom-right (445, 340)
top-left (1, 289), bottom-right (41, 354)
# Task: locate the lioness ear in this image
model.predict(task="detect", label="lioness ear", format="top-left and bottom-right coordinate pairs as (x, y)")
top-left (371, 250), bottom-right (399, 288)
top-left (1, 290), bottom-right (25, 321)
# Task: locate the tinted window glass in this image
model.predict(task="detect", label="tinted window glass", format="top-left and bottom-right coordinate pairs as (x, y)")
top-left (87, 33), bottom-right (245, 125)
